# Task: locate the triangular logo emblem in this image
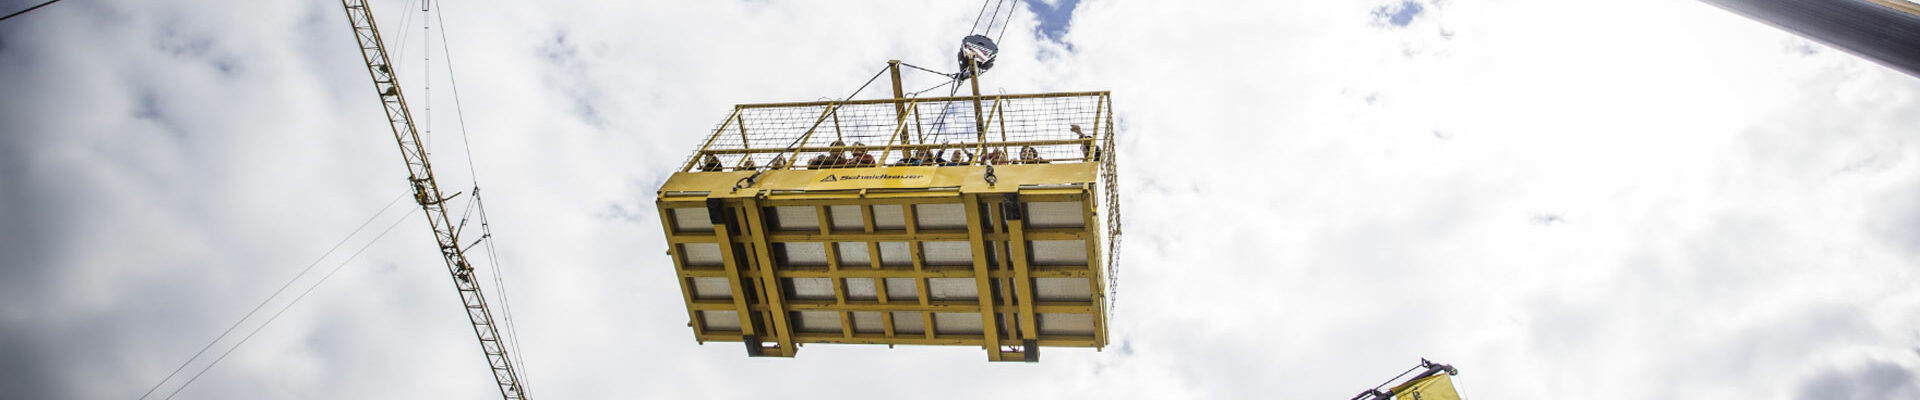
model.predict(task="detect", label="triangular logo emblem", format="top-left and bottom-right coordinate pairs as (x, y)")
top-left (819, 174), bottom-right (838, 183)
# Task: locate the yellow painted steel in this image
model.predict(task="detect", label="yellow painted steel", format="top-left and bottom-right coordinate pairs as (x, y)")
top-left (710, 205), bottom-right (758, 338)
top-left (1007, 213), bottom-right (1039, 340)
top-left (656, 201), bottom-right (707, 341)
top-left (657, 90), bottom-right (1117, 361)
top-left (1391, 374), bottom-right (1462, 400)
top-left (805, 167), bottom-right (939, 190)
top-left (962, 194), bottom-right (1003, 360)
top-left (741, 197), bottom-right (798, 356)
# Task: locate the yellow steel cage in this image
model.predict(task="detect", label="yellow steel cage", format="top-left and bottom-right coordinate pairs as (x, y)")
top-left (656, 82), bottom-right (1119, 362)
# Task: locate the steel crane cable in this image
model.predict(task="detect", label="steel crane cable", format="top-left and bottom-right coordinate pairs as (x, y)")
top-left (731, 64), bottom-right (892, 192)
top-left (427, 0), bottom-right (533, 385)
top-left (777, 65), bottom-right (889, 153)
top-left (973, 0), bottom-right (1023, 41)
top-left (133, 191), bottom-right (407, 400)
top-left (898, 61), bottom-right (957, 79)
top-left (993, 0), bottom-right (1019, 44)
top-left (0, 0), bottom-right (65, 23)
top-left (159, 209), bottom-right (419, 400)
top-left (135, 196), bottom-right (416, 400)
top-left (431, 0), bottom-right (483, 187)
top-left (908, 78), bottom-right (956, 97)
top-left (982, 0), bottom-right (1008, 36)
top-left (968, 0), bottom-right (994, 35)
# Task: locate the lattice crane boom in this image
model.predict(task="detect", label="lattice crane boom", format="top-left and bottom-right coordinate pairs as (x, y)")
top-left (338, 1), bottom-right (527, 398)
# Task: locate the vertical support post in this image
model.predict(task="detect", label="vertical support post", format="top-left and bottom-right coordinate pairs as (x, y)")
top-left (707, 200), bottom-right (761, 346)
top-left (1081, 192), bottom-right (1108, 349)
top-left (912, 99), bottom-right (927, 145)
top-left (1004, 194), bottom-right (1038, 343)
top-left (876, 102), bottom-right (918, 167)
top-left (995, 96), bottom-right (1009, 145)
top-left (817, 205), bottom-right (854, 338)
top-left (969, 59), bottom-right (987, 152)
top-left (889, 60), bottom-right (908, 146)
top-left (735, 111), bottom-right (752, 169)
top-left (741, 198), bottom-right (798, 357)
top-left (906, 204), bottom-right (935, 340)
top-left (783, 104), bottom-right (841, 170)
top-left (962, 194), bottom-right (1003, 361)
top-left (831, 109), bottom-right (845, 142)
top-left (863, 205), bottom-right (895, 339)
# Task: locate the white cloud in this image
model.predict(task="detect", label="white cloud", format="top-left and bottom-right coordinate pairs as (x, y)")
top-left (2, 0), bottom-right (1917, 399)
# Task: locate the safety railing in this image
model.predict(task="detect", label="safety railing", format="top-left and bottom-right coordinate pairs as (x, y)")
top-left (680, 91), bottom-right (1113, 173)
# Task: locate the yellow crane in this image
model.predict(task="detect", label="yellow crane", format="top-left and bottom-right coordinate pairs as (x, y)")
top-left (337, 1), bottom-right (528, 398)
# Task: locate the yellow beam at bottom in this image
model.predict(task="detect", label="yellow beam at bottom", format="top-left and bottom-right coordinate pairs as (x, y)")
top-left (694, 333), bottom-right (1099, 347)
top-left (961, 193), bottom-right (1003, 361)
top-left (742, 198), bottom-right (797, 356)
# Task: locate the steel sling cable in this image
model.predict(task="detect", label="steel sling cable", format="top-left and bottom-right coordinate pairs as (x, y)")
top-left (0, 0), bottom-right (65, 23)
top-left (155, 207), bottom-right (421, 400)
top-left (473, 190), bottom-right (527, 379)
top-left (994, 0), bottom-right (1020, 44)
top-left (774, 64), bottom-right (891, 152)
top-left (983, 0), bottom-right (1009, 38)
top-left (968, 0), bottom-right (993, 34)
top-left (429, 0), bottom-right (533, 385)
top-left (728, 63), bottom-right (892, 192)
top-left (898, 62), bottom-right (956, 79)
top-left (134, 191), bottom-right (409, 400)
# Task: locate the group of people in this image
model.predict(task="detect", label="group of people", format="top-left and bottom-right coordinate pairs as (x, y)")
top-left (893, 144), bottom-right (1052, 167)
top-left (699, 153), bottom-right (789, 172)
top-left (803, 141), bottom-right (878, 169)
top-left (894, 146), bottom-right (963, 167)
top-left (694, 124), bottom-right (1100, 172)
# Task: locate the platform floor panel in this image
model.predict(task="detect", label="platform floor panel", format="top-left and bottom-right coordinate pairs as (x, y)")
top-left (657, 169), bottom-right (1110, 361)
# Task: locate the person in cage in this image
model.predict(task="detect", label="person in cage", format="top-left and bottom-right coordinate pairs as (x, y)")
top-left (930, 147), bottom-right (952, 166)
top-left (897, 149), bottom-right (925, 166)
top-left (699, 154), bottom-right (724, 172)
top-left (768, 154), bottom-right (790, 170)
top-left (807, 153), bottom-right (829, 169)
top-left (825, 140), bottom-right (850, 168)
top-left (850, 142), bottom-right (877, 168)
top-left (738, 157), bottom-right (757, 171)
top-left (1018, 146), bottom-right (1049, 164)
top-left (1073, 124), bottom-right (1100, 162)
top-left (985, 148), bottom-right (1008, 165)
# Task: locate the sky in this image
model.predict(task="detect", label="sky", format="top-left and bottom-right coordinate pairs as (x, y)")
top-left (3, 0), bottom-right (1919, 399)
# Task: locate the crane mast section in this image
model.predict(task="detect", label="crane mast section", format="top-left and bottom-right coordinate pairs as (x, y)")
top-left (338, 1), bottom-right (527, 398)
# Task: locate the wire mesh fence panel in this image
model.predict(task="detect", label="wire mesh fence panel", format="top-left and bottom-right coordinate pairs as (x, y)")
top-left (680, 92), bottom-right (1112, 172)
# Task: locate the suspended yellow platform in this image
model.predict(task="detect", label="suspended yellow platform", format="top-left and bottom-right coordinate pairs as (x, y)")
top-left (655, 85), bottom-right (1121, 362)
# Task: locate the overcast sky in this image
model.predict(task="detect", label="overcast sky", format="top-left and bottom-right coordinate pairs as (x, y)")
top-left (4, 0), bottom-right (1919, 399)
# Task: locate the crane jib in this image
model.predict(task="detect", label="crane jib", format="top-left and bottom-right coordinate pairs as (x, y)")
top-left (337, 1), bottom-right (529, 398)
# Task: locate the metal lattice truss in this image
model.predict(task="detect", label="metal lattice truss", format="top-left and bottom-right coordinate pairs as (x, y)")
top-left (341, 0), bottom-right (526, 397)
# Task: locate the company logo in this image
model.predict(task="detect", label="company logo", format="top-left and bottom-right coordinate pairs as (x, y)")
top-left (808, 167), bottom-right (936, 189)
top-left (820, 173), bottom-right (925, 182)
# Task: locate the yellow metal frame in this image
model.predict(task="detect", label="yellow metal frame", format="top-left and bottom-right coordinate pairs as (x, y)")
top-left (658, 163), bottom-right (1112, 361)
top-left (660, 77), bottom-right (1119, 361)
